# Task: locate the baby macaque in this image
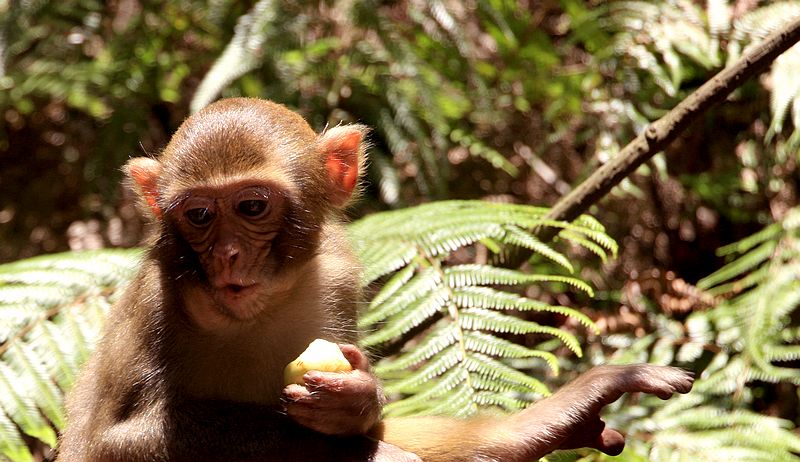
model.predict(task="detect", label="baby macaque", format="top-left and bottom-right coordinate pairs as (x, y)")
top-left (56, 98), bottom-right (693, 462)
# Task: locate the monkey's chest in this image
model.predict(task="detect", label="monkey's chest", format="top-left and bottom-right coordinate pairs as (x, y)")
top-left (174, 324), bottom-right (337, 405)
top-left (174, 341), bottom-right (284, 404)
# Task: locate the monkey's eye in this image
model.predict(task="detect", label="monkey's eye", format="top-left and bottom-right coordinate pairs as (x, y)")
top-left (185, 208), bottom-right (215, 226)
top-left (237, 199), bottom-right (269, 218)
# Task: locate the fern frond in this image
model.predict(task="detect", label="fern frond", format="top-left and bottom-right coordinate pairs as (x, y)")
top-left (766, 344), bottom-right (800, 362)
top-left (444, 264), bottom-right (592, 295)
top-left (472, 390), bottom-right (530, 412)
top-left (384, 346), bottom-right (463, 393)
top-left (422, 381), bottom-right (480, 417)
top-left (716, 222), bottom-right (781, 256)
top-left (373, 325), bottom-right (458, 374)
top-left (0, 249), bottom-right (141, 454)
top-left (732, 1), bottom-right (800, 42)
top-left (697, 239), bottom-right (776, 291)
top-left (467, 372), bottom-right (545, 398)
top-left (458, 309), bottom-right (581, 356)
top-left (352, 200), bottom-right (608, 416)
top-left (368, 263), bottom-right (417, 308)
top-left (707, 0), bottom-right (731, 37)
top-left (703, 263), bottom-right (768, 296)
top-left (463, 353), bottom-right (550, 396)
top-left (732, 2), bottom-right (800, 145)
top-left (451, 286), bottom-right (551, 311)
top-left (451, 287), bottom-right (596, 331)
top-left (35, 320), bottom-right (77, 389)
top-left (0, 405), bottom-right (33, 462)
top-left (359, 267), bottom-right (442, 327)
top-left (591, 212), bottom-right (800, 462)
top-left (360, 287), bottom-right (450, 347)
top-left (555, 229), bottom-right (611, 262)
top-left (499, 226), bottom-right (573, 272)
top-left (463, 331), bottom-right (559, 371)
top-left (695, 210), bottom-right (800, 388)
top-left (417, 223), bottom-right (502, 257)
top-left (554, 222), bottom-right (619, 256)
top-left (4, 342), bottom-right (64, 429)
top-left (382, 366), bottom-right (469, 416)
top-left (358, 243), bottom-right (418, 285)
top-left (767, 44), bottom-right (800, 143)
top-left (0, 362), bottom-right (58, 448)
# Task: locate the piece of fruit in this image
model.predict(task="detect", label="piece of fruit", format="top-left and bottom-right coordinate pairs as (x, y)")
top-left (283, 338), bottom-right (353, 385)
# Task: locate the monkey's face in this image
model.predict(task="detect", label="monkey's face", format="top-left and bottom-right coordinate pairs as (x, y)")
top-left (168, 181), bottom-right (290, 320)
top-left (125, 99), bottom-right (366, 323)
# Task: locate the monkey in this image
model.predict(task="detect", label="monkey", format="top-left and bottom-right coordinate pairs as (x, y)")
top-left (55, 97), bottom-right (693, 462)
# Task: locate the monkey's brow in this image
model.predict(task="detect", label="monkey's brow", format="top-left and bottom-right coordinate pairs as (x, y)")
top-left (244, 188), bottom-right (270, 200)
top-left (165, 193), bottom-right (192, 213)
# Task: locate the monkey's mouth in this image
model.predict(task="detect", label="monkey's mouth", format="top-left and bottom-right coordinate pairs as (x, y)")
top-left (221, 283), bottom-right (259, 297)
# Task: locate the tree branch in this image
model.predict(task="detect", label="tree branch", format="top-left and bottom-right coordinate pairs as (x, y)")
top-left (538, 15), bottom-right (800, 243)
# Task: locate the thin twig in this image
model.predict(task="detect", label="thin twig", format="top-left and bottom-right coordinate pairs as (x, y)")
top-left (538, 15), bottom-right (800, 243)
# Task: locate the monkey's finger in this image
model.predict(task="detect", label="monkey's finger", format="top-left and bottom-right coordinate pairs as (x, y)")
top-left (589, 427), bottom-right (625, 456)
top-left (284, 373), bottom-right (377, 410)
top-left (282, 383), bottom-right (313, 401)
top-left (561, 418), bottom-right (626, 455)
top-left (338, 343), bottom-right (371, 371)
top-left (626, 365), bottom-right (695, 398)
top-left (284, 406), bottom-right (339, 434)
top-left (304, 369), bottom-right (377, 395)
top-left (286, 403), bottom-right (348, 423)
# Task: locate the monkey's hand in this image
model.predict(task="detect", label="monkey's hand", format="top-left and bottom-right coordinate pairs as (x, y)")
top-left (283, 343), bottom-right (383, 436)
top-left (515, 364), bottom-right (694, 459)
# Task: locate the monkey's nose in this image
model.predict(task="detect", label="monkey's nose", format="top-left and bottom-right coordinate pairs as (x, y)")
top-left (227, 250), bottom-right (239, 264)
top-left (213, 242), bottom-right (240, 265)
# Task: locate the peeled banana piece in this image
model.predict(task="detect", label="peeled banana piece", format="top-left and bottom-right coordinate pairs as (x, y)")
top-left (283, 338), bottom-right (353, 385)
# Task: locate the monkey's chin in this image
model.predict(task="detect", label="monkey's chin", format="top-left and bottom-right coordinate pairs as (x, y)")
top-left (215, 284), bottom-right (263, 320)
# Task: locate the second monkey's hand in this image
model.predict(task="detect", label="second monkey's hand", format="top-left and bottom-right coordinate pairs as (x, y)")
top-left (283, 343), bottom-right (383, 436)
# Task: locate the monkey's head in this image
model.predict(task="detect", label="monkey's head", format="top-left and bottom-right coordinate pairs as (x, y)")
top-left (125, 98), bottom-right (366, 322)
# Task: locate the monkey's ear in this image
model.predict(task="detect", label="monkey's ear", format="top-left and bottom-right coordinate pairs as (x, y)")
top-left (319, 125), bottom-right (367, 207)
top-left (124, 157), bottom-right (163, 219)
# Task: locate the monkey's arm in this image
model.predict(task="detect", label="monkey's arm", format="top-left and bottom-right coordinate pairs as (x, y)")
top-left (511, 364), bottom-right (694, 457)
top-left (377, 364), bottom-right (694, 462)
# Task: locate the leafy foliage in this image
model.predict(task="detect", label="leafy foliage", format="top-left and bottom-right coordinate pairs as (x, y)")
top-left (0, 249), bottom-right (141, 462)
top-left (350, 201), bottom-right (615, 417)
top-left (593, 0), bottom-right (800, 209)
top-left (0, 0), bottom-right (237, 260)
top-left (734, 3), bottom-right (800, 150)
top-left (542, 322), bottom-right (800, 461)
top-left (188, 0), bottom-right (578, 203)
top-left (593, 331), bottom-right (800, 462)
top-left (608, 0), bottom-right (800, 128)
top-left (693, 206), bottom-right (800, 387)
top-left (541, 207), bottom-right (800, 462)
